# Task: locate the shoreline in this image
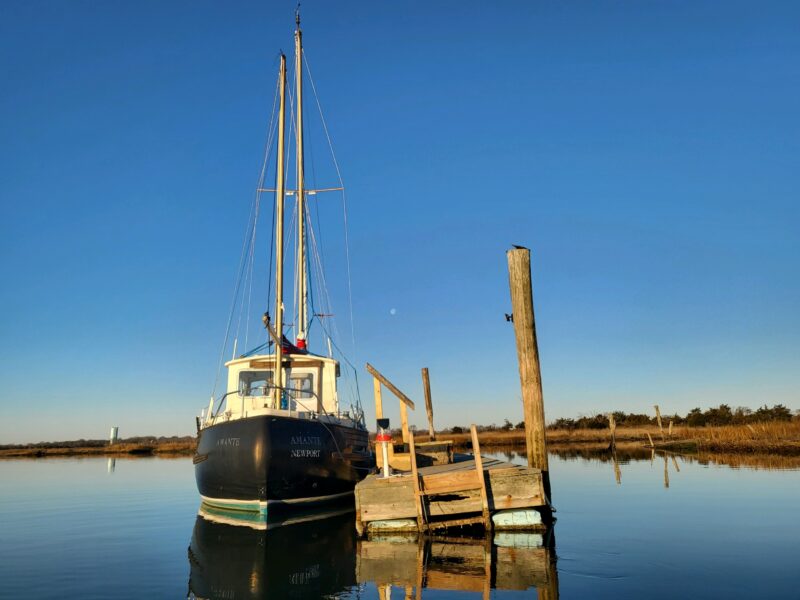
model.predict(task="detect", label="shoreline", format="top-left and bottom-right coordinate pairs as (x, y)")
top-left (0, 440), bottom-right (195, 458)
top-left (2, 422), bottom-right (799, 458)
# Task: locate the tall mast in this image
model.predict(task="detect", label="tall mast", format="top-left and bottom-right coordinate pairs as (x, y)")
top-left (294, 11), bottom-right (308, 349)
top-left (274, 54), bottom-right (287, 402)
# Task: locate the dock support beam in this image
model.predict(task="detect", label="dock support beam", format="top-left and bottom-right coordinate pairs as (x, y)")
top-left (507, 247), bottom-right (551, 502)
top-left (367, 362), bottom-right (416, 451)
top-left (400, 402), bottom-right (410, 446)
top-left (373, 377), bottom-right (383, 421)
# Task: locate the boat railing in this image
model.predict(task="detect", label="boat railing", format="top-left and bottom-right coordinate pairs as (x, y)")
top-left (203, 383), bottom-right (356, 429)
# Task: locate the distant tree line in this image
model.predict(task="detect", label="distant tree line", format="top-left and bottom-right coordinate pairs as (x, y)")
top-left (440, 404), bottom-right (797, 434)
top-left (548, 404), bottom-right (796, 430)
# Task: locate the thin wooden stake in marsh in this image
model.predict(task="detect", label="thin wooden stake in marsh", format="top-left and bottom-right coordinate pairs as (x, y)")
top-left (422, 368), bottom-right (435, 441)
top-left (507, 247), bottom-right (550, 501)
top-left (608, 412), bottom-right (617, 451)
top-left (654, 405), bottom-right (665, 440)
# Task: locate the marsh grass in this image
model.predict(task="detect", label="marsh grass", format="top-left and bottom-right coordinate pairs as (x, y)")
top-left (430, 420), bottom-right (800, 455)
top-left (0, 439), bottom-right (196, 458)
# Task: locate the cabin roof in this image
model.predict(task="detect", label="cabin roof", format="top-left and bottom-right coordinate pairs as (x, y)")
top-left (224, 353), bottom-right (338, 369)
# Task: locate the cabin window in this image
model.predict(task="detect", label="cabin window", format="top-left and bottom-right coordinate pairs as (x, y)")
top-left (288, 373), bottom-right (315, 401)
top-left (239, 371), bottom-right (273, 397)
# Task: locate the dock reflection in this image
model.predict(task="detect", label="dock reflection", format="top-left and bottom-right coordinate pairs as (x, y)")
top-left (187, 503), bottom-right (559, 599)
top-left (357, 529), bottom-right (559, 599)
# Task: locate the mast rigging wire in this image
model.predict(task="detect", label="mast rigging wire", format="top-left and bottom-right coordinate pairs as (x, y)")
top-left (304, 51), bottom-right (357, 356)
top-left (210, 59), bottom-right (281, 399)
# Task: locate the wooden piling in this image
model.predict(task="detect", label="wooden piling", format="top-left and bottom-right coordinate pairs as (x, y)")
top-left (654, 405), bottom-right (664, 440)
top-left (646, 432), bottom-right (654, 448)
top-left (506, 247), bottom-right (550, 501)
top-left (422, 368), bottom-right (435, 441)
top-left (668, 420), bottom-right (673, 437)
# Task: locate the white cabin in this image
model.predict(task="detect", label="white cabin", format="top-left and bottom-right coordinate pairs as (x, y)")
top-left (202, 353), bottom-right (349, 427)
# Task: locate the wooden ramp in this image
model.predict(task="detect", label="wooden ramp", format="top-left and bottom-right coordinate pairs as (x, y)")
top-left (356, 426), bottom-right (546, 535)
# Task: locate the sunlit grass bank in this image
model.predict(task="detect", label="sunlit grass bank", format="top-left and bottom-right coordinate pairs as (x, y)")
top-left (432, 420), bottom-right (800, 455)
top-left (0, 437), bottom-right (196, 458)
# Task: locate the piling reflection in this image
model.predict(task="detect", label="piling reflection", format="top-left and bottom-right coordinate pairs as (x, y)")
top-left (357, 529), bottom-right (559, 599)
top-left (544, 444), bottom-right (800, 471)
top-left (187, 505), bottom-right (356, 599)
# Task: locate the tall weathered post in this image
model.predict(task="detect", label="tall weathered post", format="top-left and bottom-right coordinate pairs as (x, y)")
top-left (507, 247), bottom-right (550, 501)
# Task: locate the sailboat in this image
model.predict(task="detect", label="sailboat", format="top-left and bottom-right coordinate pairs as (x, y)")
top-left (194, 14), bottom-right (373, 515)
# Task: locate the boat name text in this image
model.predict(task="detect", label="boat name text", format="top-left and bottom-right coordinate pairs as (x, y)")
top-left (290, 435), bottom-right (321, 446)
top-left (290, 435), bottom-right (321, 458)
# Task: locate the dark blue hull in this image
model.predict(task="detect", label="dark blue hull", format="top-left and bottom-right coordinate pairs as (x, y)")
top-left (194, 414), bottom-right (373, 510)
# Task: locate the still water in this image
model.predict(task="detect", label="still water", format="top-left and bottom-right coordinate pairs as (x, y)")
top-left (0, 450), bottom-right (798, 599)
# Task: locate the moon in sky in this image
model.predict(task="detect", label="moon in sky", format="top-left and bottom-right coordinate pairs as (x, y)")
top-left (390, 308), bottom-right (397, 316)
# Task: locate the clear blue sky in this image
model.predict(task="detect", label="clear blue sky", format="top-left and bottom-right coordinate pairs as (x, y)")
top-left (1, 1), bottom-right (798, 444)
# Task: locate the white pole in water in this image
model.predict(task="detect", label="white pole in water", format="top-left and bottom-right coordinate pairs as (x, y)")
top-left (109, 427), bottom-right (119, 445)
top-left (381, 442), bottom-right (390, 478)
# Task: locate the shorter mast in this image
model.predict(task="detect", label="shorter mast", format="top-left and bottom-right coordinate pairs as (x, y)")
top-left (273, 54), bottom-right (287, 405)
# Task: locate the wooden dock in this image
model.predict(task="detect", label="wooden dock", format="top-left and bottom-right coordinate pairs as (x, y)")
top-left (356, 425), bottom-right (547, 535)
top-left (360, 323), bottom-right (552, 536)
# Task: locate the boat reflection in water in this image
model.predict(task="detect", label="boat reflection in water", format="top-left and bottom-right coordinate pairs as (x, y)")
top-left (356, 528), bottom-right (559, 599)
top-left (187, 501), bottom-right (559, 599)
top-left (187, 503), bottom-right (356, 599)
